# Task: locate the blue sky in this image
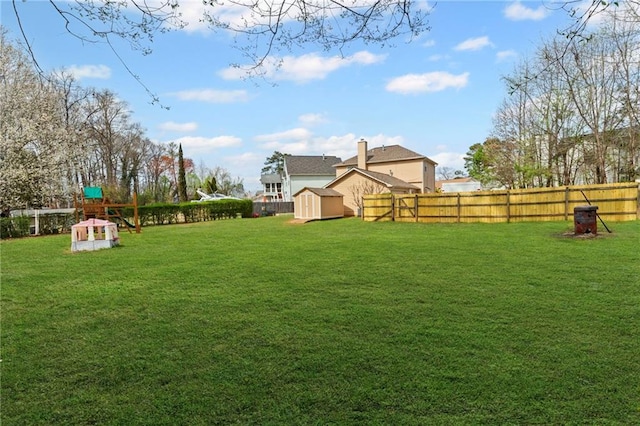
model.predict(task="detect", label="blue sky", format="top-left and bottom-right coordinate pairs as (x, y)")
top-left (1, 1), bottom-right (583, 191)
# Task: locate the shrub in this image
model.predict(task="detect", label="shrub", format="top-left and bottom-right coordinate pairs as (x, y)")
top-left (123, 199), bottom-right (253, 226)
top-left (0, 215), bottom-right (30, 239)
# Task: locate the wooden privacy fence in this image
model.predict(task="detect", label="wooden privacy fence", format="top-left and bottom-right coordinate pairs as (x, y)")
top-left (362, 182), bottom-right (639, 223)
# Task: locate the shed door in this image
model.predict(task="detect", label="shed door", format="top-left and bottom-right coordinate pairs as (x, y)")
top-left (303, 194), bottom-right (314, 218)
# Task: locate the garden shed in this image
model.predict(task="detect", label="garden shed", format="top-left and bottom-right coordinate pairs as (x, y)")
top-left (294, 187), bottom-right (344, 221)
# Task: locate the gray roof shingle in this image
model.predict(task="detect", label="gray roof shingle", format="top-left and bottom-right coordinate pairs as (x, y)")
top-left (260, 173), bottom-right (282, 184)
top-left (294, 187), bottom-right (343, 197)
top-left (326, 168), bottom-right (419, 191)
top-left (355, 169), bottom-right (420, 190)
top-left (336, 144), bottom-right (435, 166)
top-left (285, 155), bottom-right (342, 175)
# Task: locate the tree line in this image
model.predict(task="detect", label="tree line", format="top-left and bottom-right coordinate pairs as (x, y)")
top-left (465, 7), bottom-right (639, 189)
top-left (0, 29), bottom-right (243, 212)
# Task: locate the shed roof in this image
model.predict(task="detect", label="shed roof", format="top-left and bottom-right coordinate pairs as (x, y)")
top-left (335, 144), bottom-right (436, 167)
top-left (285, 155), bottom-right (342, 175)
top-left (294, 187), bottom-right (343, 197)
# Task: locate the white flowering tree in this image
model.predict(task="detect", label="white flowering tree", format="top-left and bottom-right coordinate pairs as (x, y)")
top-left (0, 31), bottom-right (72, 211)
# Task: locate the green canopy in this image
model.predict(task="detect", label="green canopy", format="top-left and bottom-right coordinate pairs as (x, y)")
top-left (83, 187), bottom-right (103, 199)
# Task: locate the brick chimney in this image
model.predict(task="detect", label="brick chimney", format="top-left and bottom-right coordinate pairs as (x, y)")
top-left (357, 139), bottom-right (368, 170)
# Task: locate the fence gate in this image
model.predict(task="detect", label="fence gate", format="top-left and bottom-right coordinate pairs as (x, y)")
top-left (395, 195), bottom-right (418, 221)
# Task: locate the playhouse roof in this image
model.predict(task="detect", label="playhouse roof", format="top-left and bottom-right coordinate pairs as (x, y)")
top-left (73, 218), bottom-right (116, 228)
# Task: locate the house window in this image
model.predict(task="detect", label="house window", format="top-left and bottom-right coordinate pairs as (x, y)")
top-left (276, 183), bottom-right (282, 192)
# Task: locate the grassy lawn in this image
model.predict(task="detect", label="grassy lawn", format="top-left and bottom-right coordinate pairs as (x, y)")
top-left (2, 216), bottom-right (639, 425)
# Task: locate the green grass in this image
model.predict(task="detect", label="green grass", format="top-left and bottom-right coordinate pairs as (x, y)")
top-left (2, 216), bottom-right (640, 425)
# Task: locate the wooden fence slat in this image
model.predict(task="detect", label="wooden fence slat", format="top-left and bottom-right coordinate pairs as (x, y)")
top-left (362, 183), bottom-right (639, 223)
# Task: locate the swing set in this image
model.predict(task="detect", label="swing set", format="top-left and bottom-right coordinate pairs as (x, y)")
top-left (74, 187), bottom-right (141, 233)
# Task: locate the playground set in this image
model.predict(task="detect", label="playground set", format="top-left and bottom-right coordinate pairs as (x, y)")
top-left (70, 187), bottom-right (140, 252)
top-left (73, 186), bottom-right (140, 233)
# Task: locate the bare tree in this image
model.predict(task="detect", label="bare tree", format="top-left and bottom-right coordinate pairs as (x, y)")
top-left (10, 0), bottom-right (431, 101)
top-left (436, 166), bottom-right (464, 181)
top-left (349, 180), bottom-right (386, 214)
top-left (211, 166), bottom-right (244, 196)
top-left (605, 14), bottom-right (640, 181)
top-left (492, 9), bottom-right (640, 187)
top-left (559, 1), bottom-right (640, 41)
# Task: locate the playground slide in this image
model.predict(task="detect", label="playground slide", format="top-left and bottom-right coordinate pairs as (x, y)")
top-left (107, 209), bottom-right (136, 228)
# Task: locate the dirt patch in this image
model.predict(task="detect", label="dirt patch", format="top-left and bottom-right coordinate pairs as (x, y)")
top-left (556, 231), bottom-right (613, 239)
top-left (288, 218), bottom-right (312, 225)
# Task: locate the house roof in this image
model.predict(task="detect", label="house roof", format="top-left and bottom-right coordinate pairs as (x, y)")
top-left (293, 187), bottom-right (344, 197)
top-left (284, 155), bottom-right (342, 176)
top-left (335, 144), bottom-right (436, 167)
top-left (435, 177), bottom-right (477, 189)
top-left (260, 173), bottom-right (282, 184)
top-left (325, 168), bottom-right (420, 191)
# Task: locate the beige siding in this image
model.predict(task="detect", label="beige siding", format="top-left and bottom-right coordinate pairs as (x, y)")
top-left (327, 174), bottom-right (391, 216)
top-left (294, 189), bottom-right (344, 220)
top-left (321, 196), bottom-right (344, 218)
top-left (334, 159), bottom-right (436, 193)
top-left (366, 159), bottom-right (426, 193)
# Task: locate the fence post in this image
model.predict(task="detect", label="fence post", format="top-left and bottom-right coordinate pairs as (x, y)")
top-left (637, 182), bottom-right (640, 219)
top-left (391, 195), bottom-right (395, 221)
top-left (415, 194), bottom-right (419, 222)
top-left (457, 193), bottom-right (461, 223)
top-left (564, 186), bottom-right (569, 221)
top-left (506, 190), bottom-right (511, 223)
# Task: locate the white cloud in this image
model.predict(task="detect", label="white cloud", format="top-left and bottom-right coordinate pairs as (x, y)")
top-left (253, 130), bottom-right (403, 160)
top-left (428, 54), bottom-right (448, 62)
top-left (254, 128), bottom-right (313, 142)
top-left (504, 1), bottom-right (550, 21)
top-left (454, 36), bottom-right (494, 51)
top-left (430, 151), bottom-right (466, 171)
top-left (386, 71), bottom-right (470, 94)
top-left (423, 39), bottom-right (436, 48)
top-left (319, 133), bottom-right (404, 160)
top-left (223, 151), bottom-right (265, 189)
top-left (496, 50), bottom-right (518, 62)
top-left (170, 89), bottom-right (249, 103)
top-left (158, 121), bottom-right (198, 132)
top-left (571, 0), bottom-right (621, 28)
top-left (298, 113), bottom-right (328, 126)
top-left (219, 51), bottom-right (386, 83)
top-left (65, 65), bottom-right (111, 80)
top-left (171, 135), bottom-right (242, 154)
top-left (162, 1), bottom-right (257, 33)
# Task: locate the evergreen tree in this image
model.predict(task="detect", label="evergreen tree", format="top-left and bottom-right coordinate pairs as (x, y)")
top-left (177, 144), bottom-right (188, 202)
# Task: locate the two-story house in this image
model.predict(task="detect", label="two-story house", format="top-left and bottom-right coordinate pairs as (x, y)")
top-left (324, 139), bottom-right (437, 216)
top-left (259, 173), bottom-right (284, 201)
top-left (333, 139), bottom-right (437, 193)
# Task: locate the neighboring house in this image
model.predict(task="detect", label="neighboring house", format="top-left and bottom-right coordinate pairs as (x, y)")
top-left (334, 139), bottom-right (437, 193)
top-left (436, 177), bottom-right (482, 193)
top-left (325, 139), bottom-right (437, 216)
top-left (325, 168), bottom-right (420, 216)
top-left (259, 173), bottom-right (284, 201)
top-left (282, 155), bottom-right (342, 201)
